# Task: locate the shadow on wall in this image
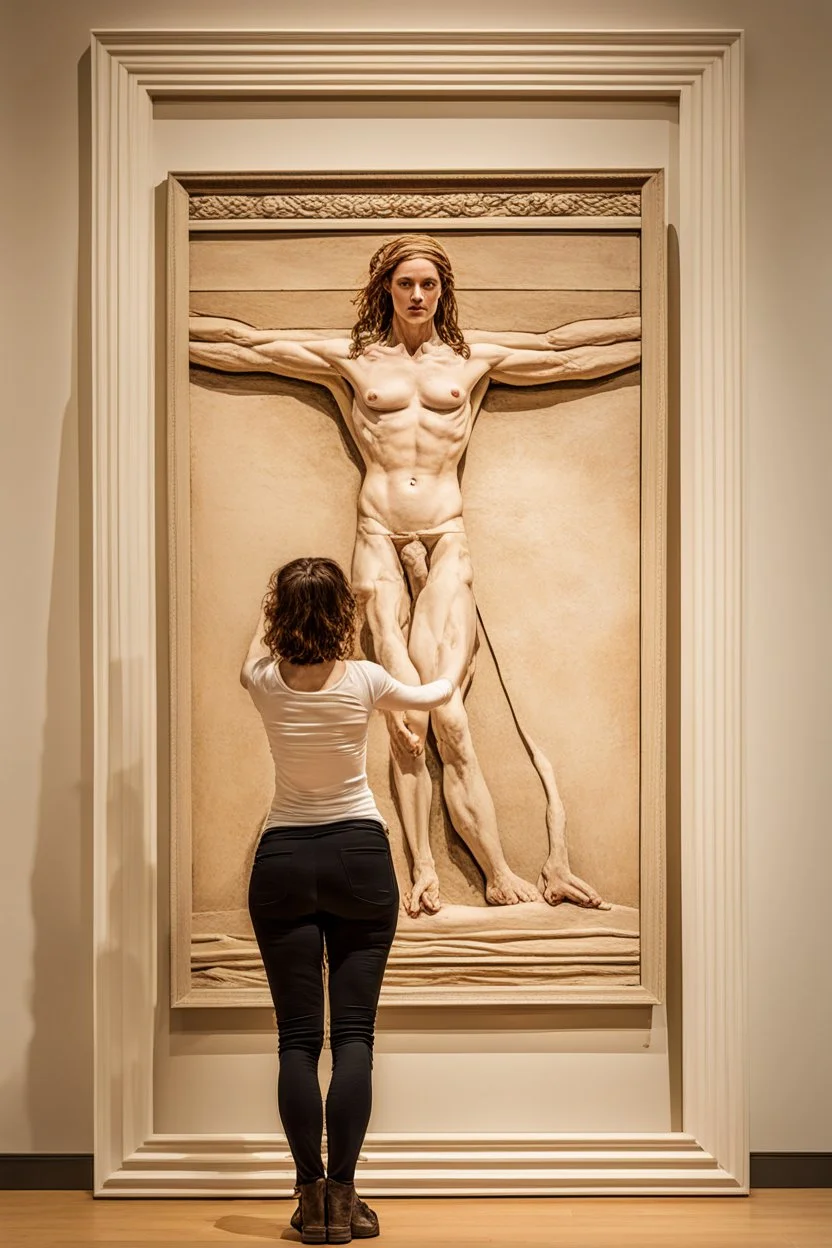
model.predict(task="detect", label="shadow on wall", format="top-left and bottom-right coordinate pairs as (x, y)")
top-left (18, 47), bottom-right (94, 1153)
top-left (0, 390), bottom-right (92, 1150)
top-left (20, 354), bottom-right (92, 1147)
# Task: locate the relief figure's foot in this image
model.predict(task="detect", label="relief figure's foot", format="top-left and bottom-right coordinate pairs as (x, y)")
top-left (538, 856), bottom-right (611, 909)
top-left (485, 868), bottom-right (542, 906)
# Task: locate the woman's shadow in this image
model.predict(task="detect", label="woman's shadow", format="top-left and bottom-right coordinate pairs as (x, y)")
top-left (215, 1210), bottom-right (299, 1241)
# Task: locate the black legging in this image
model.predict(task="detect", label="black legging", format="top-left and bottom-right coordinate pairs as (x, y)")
top-left (248, 818), bottom-right (398, 1185)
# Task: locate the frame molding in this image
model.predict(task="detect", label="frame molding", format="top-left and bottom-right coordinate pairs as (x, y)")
top-left (170, 169), bottom-right (665, 1010)
top-left (91, 28), bottom-right (745, 1195)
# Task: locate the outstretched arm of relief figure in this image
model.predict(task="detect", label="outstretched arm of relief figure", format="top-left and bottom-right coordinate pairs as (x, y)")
top-left (188, 314), bottom-right (348, 380)
top-left (189, 315), bottom-right (356, 424)
top-left (465, 315), bottom-right (641, 351)
top-left (482, 335), bottom-right (640, 386)
top-left (190, 314), bottom-right (350, 343)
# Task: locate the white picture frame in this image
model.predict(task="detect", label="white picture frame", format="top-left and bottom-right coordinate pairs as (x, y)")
top-left (90, 28), bottom-right (746, 1196)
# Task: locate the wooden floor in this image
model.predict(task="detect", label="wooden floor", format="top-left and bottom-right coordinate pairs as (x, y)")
top-left (0, 1191), bottom-right (830, 1247)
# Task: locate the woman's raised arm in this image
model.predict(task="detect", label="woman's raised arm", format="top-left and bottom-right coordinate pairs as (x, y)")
top-left (374, 674), bottom-right (455, 712)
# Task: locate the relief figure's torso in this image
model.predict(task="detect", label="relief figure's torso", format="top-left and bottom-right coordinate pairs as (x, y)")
top-left (336, 341), bottom-right (491, 533)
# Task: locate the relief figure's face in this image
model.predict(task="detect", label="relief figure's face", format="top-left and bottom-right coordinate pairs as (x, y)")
top-left (387, 258), bottom-right (442, 326)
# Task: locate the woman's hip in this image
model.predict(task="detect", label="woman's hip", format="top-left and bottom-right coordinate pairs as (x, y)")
top-left (248, 818), bottom-right (399, 922)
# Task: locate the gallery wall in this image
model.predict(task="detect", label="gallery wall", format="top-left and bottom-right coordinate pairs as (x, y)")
top-left (1, 0), bottom-right (830, 1156)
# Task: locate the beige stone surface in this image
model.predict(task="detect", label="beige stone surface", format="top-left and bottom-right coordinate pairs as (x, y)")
top-left (191, 904), bottom-right (640, 990)
top-left (190, 288), bottom-right (640, 333)
top-left (465, 373), bottom-right (641, 907)
top-left (190, 230), bottom-right (640, 292)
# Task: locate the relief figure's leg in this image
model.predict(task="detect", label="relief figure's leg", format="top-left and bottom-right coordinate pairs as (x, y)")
top-left (408, 536), bottom-right (541, 906)
top-left (531, 754), bottom-right (609, 909)
top-left (351, 534), bottom-right (438, 917)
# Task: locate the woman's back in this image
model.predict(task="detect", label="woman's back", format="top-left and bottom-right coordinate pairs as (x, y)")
top-left (245, 656), bottom-right (452, 829)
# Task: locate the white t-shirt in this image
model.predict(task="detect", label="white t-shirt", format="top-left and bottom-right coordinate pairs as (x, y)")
top-left (244, 658), bottom-right (453, 828)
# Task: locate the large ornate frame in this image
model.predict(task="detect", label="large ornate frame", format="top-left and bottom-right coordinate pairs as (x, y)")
top-left (91, 29), bottom-right (745, 1195)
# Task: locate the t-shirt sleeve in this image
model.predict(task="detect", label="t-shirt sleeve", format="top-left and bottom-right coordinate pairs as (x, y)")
top-left (241, 655), bottom-right (279, 694)
top-left (364, 662), bottom-right (454, 711)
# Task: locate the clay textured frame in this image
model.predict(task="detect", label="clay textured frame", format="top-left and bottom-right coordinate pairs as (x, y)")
top-left (168, 169), bottom-right (667, 1009)
top-left (91, 30), bottom-right (746, 1195)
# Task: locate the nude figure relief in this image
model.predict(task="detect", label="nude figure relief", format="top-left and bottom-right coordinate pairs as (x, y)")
top-left (189, 233), bottom-right (641, 920)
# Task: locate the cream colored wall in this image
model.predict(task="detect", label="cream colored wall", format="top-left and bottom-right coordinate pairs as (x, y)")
top-left (1, 0), bottom-right (830, 1155)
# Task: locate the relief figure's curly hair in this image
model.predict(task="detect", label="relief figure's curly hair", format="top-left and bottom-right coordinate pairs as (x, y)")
top-left (262, 557), bottom-right (356, 665)
top-left (350, 234), bottom-right (470, 359)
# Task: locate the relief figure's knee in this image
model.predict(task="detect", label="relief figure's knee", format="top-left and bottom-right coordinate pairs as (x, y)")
top-left (432, 704), bottom-right (473, 765)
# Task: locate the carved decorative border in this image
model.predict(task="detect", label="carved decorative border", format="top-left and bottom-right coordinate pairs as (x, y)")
top-left (189, 189), bottom-right (641, 220)
top-left (91, 28), bottom-right (746, 1196)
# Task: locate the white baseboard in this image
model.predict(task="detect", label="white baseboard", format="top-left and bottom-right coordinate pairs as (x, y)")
top-left (98, 1132), bottom-right (743, 1197)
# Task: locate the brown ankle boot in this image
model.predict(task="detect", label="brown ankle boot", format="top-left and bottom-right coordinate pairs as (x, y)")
top-left (325, 1177), bottom-right (356, 1244)
top-left (293, 1177), bottom-right (326, 1244)
top-left (350, 1194), bottom-right (380, 1239)
top-left (291, 1188), bottom-right (379, 1240)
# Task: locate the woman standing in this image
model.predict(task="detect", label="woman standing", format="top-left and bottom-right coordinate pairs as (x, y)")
top-left (242, 556), bottom-right (454, 1244)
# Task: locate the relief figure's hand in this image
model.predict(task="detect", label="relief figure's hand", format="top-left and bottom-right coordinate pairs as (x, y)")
top-left (404, 864), bottom-right (442, 917)
top-left (388, 711), bottom-right (423, 757)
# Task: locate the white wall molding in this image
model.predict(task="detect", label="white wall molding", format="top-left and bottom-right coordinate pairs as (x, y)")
top-left (100, 1131), bottom-right (738, 1197)
top-left (91, 27), bottom-right (745, 1195)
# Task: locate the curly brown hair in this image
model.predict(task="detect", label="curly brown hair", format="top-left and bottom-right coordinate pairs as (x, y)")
top-left (262, 557), bottom-right (356, 665)
top-left (350, 233), bottom-right (470, 359)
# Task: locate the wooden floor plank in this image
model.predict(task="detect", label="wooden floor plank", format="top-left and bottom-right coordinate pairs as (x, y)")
top-left (0, 1190), bottom-right (828, 1247)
